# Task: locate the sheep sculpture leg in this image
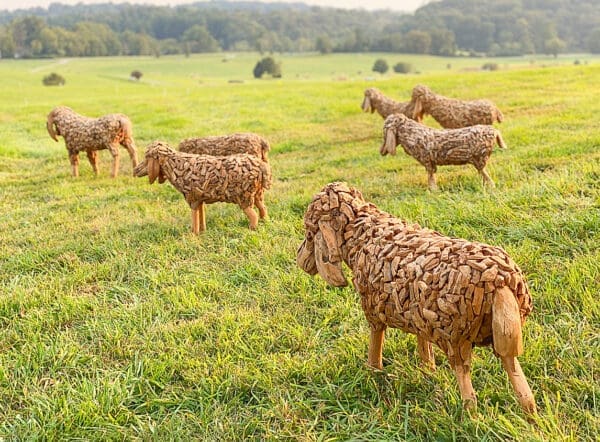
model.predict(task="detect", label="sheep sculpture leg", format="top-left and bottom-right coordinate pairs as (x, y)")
top-left (417, 336), bottom-right (436, 370)
top-left (500, 356), bottom-right (537, 414)
top-left (191, 204), bottom-right (207, 234)
top-left (255, 194), bottom-right (268, 220)
top-left (478, 167), bottom-right (495, 188)
top-left (368, 327), bottom-right (386, 370)
top-left (86, 150), bottom-right (99, 175)
top-left (108, 144), bottom-right (120, 178)
top-left (426, 168), bottom-right (438, 191)
top-left (243, 206), bottom-right (259, 230)
top-left (454, 362), bottom-right (478, 410)
top-left (121, 138), bottom-right (139, 171)
top-left (69, 152), bottom-right (80, 177)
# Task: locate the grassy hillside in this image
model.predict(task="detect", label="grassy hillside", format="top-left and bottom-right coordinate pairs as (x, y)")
top-left (0, 53), bottom-right (599, 440)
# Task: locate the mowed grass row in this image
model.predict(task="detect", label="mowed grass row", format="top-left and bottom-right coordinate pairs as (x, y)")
top-left (0, 54), bottom-right (599, 440)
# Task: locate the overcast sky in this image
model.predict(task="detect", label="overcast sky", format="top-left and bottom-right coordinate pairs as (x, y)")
top-left (0, 0), bottom-right (426, 13)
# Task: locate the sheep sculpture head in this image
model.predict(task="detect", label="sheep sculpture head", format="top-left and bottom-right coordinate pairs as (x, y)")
top-left (410, 84), bottom-right (431, 122)
top-left (361, 88), bottom-right (379, 113)
top-left (297, 182), bottom-right (369, 287)
top-left (134, 141), bottom-right (169, 184)
top-left (379, 113), bottom-right (408, 156)
top-left (46, 106), bottom-right (65, 142)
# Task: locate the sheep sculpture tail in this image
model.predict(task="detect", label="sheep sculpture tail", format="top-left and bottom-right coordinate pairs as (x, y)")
top-left (492, 286), bottom-right (537, 414)
top-left (495, 130), bottom-right (507, 149)
top-left (259, 161), bottom-right (272, 190)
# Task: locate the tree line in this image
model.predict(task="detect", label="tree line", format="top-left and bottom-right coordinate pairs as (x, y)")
top-left (0, 0), bottom-right (598, 58)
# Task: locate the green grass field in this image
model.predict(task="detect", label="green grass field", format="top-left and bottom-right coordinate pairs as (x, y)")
top-left (0, 53), bottom-right (599, 440)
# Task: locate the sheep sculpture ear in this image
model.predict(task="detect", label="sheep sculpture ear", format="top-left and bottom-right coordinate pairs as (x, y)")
top-left (46, 119), bottom-right (58, 142)
top-left (296, 236), bottom-right (318, 276)
top-left (412, 97), bottom-right (423, 122)
top-left (314, 227), bottom-right (347, 287)
top-left (148, 157), bottom-right (161, 184)
top-left (381, 126), bottom-right (397, 156)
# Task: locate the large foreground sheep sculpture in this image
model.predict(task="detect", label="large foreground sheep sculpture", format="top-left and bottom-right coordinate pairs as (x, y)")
top-left (297, 182), bottom-right (536, 414)
top-left (362, 87), bottom-right (414, 119)
top-left (410, 85), bottom-right (504, 128)
top-left (381, 114), bottom-right (506, 190)
top-left (46, 106), bottom-right (138, 177)
top-left (134, 141), bottom-right (271, 233)
top-left (178, 133), bottom-right (270, 162)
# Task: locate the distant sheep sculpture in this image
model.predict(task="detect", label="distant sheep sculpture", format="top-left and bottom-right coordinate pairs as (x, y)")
top-left (361, 87), bottom-right (415, 119)
top-left (178, 133), bottom-right (270, 162)
top-left (46, 106), bottom-right (138, 177)
top-left (381, 113), bottom-right (506, 190)
top-left (134, 141), bottom-right (271, 233)
top-left (297, 182), bottom-right (536, 414)
top-left (410, 84), bottom-right (504, 128)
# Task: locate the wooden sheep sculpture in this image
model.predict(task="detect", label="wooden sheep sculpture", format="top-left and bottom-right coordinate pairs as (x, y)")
top-left (362, 87), bottom-right (415, 119)
top-left (178, 133), bottom-right (270, 162)
top-left (134, 141), bottom-right (271, 233)
top-left (297, 182), bottom-right (536, 414)
top-left (381, 113), bottom-right (506, 190)
top-left (46, 106), bottom-right (138, 177)
top-left (410, 84), bottom-right (504, 128)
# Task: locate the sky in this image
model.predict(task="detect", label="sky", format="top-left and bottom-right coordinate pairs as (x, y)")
top-left (0, 0), bottom-right (426, 13)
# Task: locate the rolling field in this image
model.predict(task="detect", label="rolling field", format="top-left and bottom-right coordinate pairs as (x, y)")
top-left (0, 53), bottom-right (599, 440)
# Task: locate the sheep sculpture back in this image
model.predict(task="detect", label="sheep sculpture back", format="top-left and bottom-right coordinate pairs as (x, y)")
top-left (297, 182), bottom-right (536, 414)
top-left (46, 106), bottom-right (138, 177)
top-left (410, 84), bottom-right (504, 128)
top-left (178, 133), bottom-right (270, 162)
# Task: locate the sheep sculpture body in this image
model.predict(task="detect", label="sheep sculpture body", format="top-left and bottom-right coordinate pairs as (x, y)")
top-left (297, 182), bottom-right (536, 414)
top-left (178, 133), bottom-right (270, 162)
top-left (381, 113), bottom-right (506, 190)
top-left (46, 106), bottom-right (138, 177)
top-left (410, 85), bottom-right (504, 128)
top-left (134, 141), bottom-right (271, 233)
top-left (362, 87), bottom-right (415, 119)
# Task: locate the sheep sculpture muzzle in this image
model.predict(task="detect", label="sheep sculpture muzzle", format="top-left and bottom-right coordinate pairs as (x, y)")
top-left (361, 95), bottom-right (372, 113)
top-left (297, 229), bottom-right (347, 287)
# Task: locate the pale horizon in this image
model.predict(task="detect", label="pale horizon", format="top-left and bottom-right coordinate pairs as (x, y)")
top-left (0, 0), bottom-right (427, 13)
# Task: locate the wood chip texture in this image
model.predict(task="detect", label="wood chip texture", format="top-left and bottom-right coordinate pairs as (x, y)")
top-left (178, 133), bottom-right (270, 162)
top-left (134, 141), bottom-right (271, 210)
top-left (297, 182), bottom-right (532, 368)
top-left (362, 87), bottom-right (415, 119)
top-left (410, 84), bottom-right (504, 128)
top-left (381, 113), bottom-right (506, 188)
top-left (46, 106), bottom-right (137, 170)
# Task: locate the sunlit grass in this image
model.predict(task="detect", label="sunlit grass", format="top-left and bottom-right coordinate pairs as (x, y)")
top-left (0, 54), bottom-right (599, 440)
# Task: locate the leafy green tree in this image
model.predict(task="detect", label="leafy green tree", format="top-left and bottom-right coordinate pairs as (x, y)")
top-left (589, 29), bottom-right (600, 53)
top-left (315, 35), bottom-right (332, 54)
top-left (182, 25), bottom-right (220, 53)
top-left (404, 30), bottom-right (432, 54)
top-left (393, 62), bottom-right (412, 74)
top-left (372, 58), bottom-right (388, 74)
top-left (544, 37), bottom-right (566, 57)
top-left (253, 56), bottom-right (281, 78)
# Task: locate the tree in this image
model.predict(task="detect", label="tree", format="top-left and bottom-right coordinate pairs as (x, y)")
top-left (130, 70), bottom-right (143, 81)
top-left (589, 29), bottom-right (600, 53)
top-left (253, 56), bottom-right (282, 78)
top-left (544, 37), bottom-right (566, 57)
top-left (393, 62), bottom-right (412, 74)
top-left (182, 25), bottom-right (220, 53)
top-left (315, 35), bottom-right (332, 54)
top-left (372, 58), bottom-right (388, 74)
top-left (43, 72), bottom-right (65, 86)
top-left (404, 30), bottom-right (432, 54)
